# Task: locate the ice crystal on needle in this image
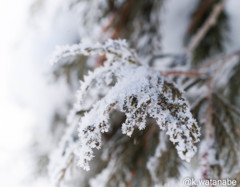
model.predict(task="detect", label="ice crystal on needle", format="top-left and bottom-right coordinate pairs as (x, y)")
top-left (50, 39), bottom-right (200, 171)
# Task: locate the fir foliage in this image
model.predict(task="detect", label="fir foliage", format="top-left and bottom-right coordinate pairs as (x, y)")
top-left (49, 40), bottom-right (200, 186)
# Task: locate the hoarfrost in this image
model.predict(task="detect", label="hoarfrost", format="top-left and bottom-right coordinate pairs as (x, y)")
top-left (50, 39), bottom-right (200, 172)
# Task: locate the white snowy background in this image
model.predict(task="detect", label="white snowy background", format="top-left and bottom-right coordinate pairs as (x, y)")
top-left (0, 0), bottom-right (240, 186)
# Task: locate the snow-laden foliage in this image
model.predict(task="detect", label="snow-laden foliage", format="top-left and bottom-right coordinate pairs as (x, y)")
top-left (48, 110), bottom-right (80, 185)
top-left (50, 39), bottom-right (200, 173)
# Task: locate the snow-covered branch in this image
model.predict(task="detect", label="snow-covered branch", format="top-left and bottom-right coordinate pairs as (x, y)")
top-left (49, 40), bottom-right (200, 173)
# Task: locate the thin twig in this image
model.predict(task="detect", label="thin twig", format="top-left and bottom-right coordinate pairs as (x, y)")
top-left (57, 154), bottom-right (74, 187)
top-left (186, 0), bottom-right (226, 55)
top-left (160, 70), bottom-right (206, 77)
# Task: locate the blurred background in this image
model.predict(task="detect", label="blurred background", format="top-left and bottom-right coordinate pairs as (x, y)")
top-left (1, 0), bottom-right (240, 186)
top-left (0, 0), bottom-right (77, 186)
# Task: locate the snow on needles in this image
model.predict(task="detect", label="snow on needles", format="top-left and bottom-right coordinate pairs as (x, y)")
top-left (49, 39), bottom-right (200, 172)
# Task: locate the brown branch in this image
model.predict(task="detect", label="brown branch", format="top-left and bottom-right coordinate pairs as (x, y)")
top-left (160, 70), bottom-right (206, 77)
top-left (57, 154), bottom-right (74, 187)
top-left (186, 0), bottom-right (226, 54)
top-left (187, 0), bottom-right (216, 34)
top-left (99, 0), bottom-right (134, 66)
top-left (200, 78), bottom-right (216, 181)
top-left (101, 0), bottom-right (134, 39)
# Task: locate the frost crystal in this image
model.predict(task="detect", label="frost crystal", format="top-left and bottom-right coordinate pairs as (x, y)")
top-left (51, 39), bottom-right (200, 171)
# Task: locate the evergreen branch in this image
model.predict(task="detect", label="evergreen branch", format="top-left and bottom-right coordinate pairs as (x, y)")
top-left (183, 77), bottom-right (207, 91)
top-left (56, 40), bottom-right (201, 171)
top-left (200, 49), bottom-right (240, 70)
top-left (152, 49), bottom-right (240, 79)
top-left (50, 39), bottom-right (140, 65)
top-left (213, 93), bottom-right (240, 117)
top-left (228, 59), bottom-right (240, 104)
top-left (212, 113), bottom-right (235, 147)
top-left (212, 113), bottom-right (238, 172)
top-left (225, 110), bottom-right (240, 140)
top-left (213, 93), bottom-right (240, 142)
top-left (199, 78), bottom-right (217, 180)
top-left (102, 0), bottom-right (134, 39)
top-left (56, 154), bottom-right (74, 187)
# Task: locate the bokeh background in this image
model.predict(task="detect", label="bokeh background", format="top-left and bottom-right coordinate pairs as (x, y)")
top-left (1, 0), bottom-right (240, 186)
